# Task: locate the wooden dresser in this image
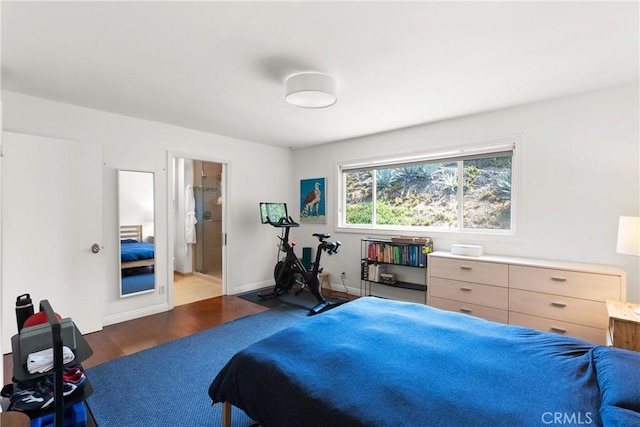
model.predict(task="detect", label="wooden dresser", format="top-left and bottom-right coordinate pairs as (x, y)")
top-left (427, 251), bottom-right (627, 345)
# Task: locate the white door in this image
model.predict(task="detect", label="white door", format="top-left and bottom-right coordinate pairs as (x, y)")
top-left (1, 132), bottom-right (104, 352)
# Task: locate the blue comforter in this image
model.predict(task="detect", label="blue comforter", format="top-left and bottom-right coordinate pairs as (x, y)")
top-left (209, 297), bottom-right (640, 426)
top-left (120, 239), bottom-right (154, 262)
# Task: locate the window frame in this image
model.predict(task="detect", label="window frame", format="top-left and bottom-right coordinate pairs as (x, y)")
top-left (336, 136), bottom-right (520, 235)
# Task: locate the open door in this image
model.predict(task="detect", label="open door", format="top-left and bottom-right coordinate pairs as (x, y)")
top-left (1, 132), bottom-right (105, 351)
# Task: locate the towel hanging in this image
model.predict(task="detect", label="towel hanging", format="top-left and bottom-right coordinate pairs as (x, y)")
top-left (185, 184), bottom-right (197, 245)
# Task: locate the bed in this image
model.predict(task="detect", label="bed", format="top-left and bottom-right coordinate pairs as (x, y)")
top-left (209, 297), bottom-right (640, 427)
top-left (120, 225), bottom-right (155, 269)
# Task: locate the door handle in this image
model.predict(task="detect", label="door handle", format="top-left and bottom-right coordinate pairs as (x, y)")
top-left (91, 243), bottom-right (101, 254)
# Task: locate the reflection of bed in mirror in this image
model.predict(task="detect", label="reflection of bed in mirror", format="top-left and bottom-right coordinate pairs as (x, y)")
top-left (120, 224), bottom-right (155, 295)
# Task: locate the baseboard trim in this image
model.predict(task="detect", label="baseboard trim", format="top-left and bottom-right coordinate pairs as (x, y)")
top-left (230, 280), bottom-right (273, 295)
top-left (102, 303), bottom-right (170, 326)
top-left (173, 271), bottom-right (194, 277)
top-left (324, 282), bottom-right (358, 296)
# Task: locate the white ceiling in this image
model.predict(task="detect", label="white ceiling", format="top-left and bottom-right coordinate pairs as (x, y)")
top-left (2, 1), bottom-right (638, 149)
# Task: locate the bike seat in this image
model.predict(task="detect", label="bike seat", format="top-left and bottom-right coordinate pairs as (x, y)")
top-left (312, 233), bottom-right (331, 241)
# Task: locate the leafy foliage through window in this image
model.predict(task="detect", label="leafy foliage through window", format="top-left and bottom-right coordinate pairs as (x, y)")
top-left (342, 144), bottom-right (514, 232)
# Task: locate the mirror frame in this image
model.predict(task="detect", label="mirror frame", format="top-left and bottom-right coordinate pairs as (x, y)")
top-left (118, 169), bottom-right (156, 297)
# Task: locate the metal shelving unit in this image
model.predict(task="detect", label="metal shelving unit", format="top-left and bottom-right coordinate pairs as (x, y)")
top-left (360, 237), bottom-right (430, 296)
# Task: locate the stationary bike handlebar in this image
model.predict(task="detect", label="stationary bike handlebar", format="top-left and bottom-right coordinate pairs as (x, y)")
top-left (319, 240), bottom-right (341, 255)
top-left (311, 233), bottom-right (341, 255)
top-left (266, 216), bottom-right (300, 228)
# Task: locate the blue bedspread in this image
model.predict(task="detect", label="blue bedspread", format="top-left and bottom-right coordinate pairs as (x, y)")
top-left (209, 297), bottom-right (640, 427)
top-left (120, 239), bottom-right (154, 262)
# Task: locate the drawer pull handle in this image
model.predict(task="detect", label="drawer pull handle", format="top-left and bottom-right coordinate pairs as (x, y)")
top-left (551, 276), bottom-right (567, 282)
top-left (551, 301), bottom-right (567, 308)
top-left (550, 327), bottom-right (567, 333)
top-left (460, 287), bottom-right (472, 292)
top-left (460, 308), bottom-right (472, 313)
top-left (460, 266), bottom-right (472, 270)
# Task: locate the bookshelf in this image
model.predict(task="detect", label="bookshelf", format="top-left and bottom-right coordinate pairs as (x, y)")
top-left (360, 237), bottom-right (432, 296)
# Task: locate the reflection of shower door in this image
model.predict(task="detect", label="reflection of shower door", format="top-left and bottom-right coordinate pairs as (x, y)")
top-left (194, 161), bottom-right (223, 276)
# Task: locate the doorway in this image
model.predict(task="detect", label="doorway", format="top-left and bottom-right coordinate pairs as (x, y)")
top-left (171, 157), bottom-right (225, 306)
top-left (193, 160), bottom-right (223, 277)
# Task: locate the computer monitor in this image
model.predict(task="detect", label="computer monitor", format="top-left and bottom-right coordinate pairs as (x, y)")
top-left (259, 202), bottom-right (288, 224)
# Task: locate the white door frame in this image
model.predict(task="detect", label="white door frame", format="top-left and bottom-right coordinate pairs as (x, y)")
top-left (166, 150), bottom-right (229, 309)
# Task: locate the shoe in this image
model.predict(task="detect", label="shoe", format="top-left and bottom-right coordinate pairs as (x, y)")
top-left (13, 377), bottom-right (40, 395)
top-left (10, 376), bottom-right (77, 413)
top-left (63, 365), bottom-right (86, 389)
top-left (9, 386), bottom-right (52, 412)
top-left (1, 383), bottom-right (13, 398)
top-left (37, 376), bottom-right (78, 401)
top-left (9, 377), bottom-right (43, 411)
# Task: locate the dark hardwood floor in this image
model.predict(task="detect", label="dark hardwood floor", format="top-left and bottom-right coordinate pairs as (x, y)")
top-left (3, 291), bottom-right (355, 384)
top-left (3, 295), bottom-right (268, 385)
top-left (2, 291), bottom-right (354, 425)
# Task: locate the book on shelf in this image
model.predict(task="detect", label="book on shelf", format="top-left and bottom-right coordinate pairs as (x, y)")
top-left (361, 261), bottom-right (368, 280)
top-left (365, 263), bottom-right (383, 282)
top-left (379, 273), bottom-right (396, 284)
top-left (366, 239), bottom-right (433, 267)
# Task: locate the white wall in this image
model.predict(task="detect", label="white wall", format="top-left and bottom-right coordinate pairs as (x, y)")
top-left (292, 83), bottom-right (640, 304)
top-left (1, 82), bottom-right (637, 334)
top-left (1, 90), bottom-right (293, 327)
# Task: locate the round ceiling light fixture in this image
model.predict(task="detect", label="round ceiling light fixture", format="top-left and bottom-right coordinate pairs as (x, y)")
top-left (285, 72), bottom-right (337, 109)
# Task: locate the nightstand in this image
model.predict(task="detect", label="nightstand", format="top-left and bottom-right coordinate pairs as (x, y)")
top-left (607, 299), bottom-right (640, 351)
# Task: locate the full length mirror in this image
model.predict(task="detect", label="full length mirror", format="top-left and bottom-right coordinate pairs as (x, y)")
top-left (118, 170), bottom-right (155, 297)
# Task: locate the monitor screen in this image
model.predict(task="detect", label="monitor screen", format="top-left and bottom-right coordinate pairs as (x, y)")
top-left (259, 202), bottom-right (288, 224)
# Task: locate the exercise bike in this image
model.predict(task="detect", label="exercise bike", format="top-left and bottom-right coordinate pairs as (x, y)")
top-left (258, 215), bottom-right (342, 315)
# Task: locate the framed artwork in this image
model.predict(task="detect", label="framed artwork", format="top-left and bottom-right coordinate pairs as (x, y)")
top-left (300, 177), bottom-right (326, 224)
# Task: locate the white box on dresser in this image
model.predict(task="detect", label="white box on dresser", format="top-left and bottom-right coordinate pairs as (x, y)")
top-left (427, 251), bottom-right (627, 345)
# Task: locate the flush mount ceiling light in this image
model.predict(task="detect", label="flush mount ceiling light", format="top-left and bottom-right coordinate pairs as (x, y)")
top-left (285, 72), bottom-right (337, 109)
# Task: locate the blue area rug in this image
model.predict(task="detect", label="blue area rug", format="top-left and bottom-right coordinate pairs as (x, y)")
top-left (86, 305), bottom-right (308, 426)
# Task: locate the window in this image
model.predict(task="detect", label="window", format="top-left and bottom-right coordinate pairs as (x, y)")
top-left (340, 139), bottom-right (516, 233)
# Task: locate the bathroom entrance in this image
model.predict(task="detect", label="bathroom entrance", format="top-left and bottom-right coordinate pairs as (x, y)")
top-left (172, 156), bottom-right (225, 306)
top-left (193, 160), bottom-right (223, 276)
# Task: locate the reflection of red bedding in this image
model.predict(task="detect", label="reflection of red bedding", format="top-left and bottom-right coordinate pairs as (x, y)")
top-left (121, 239), bottom-right (154, 268)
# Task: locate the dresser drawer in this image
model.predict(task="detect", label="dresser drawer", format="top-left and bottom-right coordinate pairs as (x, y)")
top-left (430, 277), bottom-right (508, 310)
top-left (429, 257), bottom-right (508, 287)
top-left (509, 289), bottom-right (607, 328)
top-left (509, 312), bottom-right (606, 345)
top-left (509, 265), bottom-right (621, 301)
top-left (431, 297), bottom-right (508, 324)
